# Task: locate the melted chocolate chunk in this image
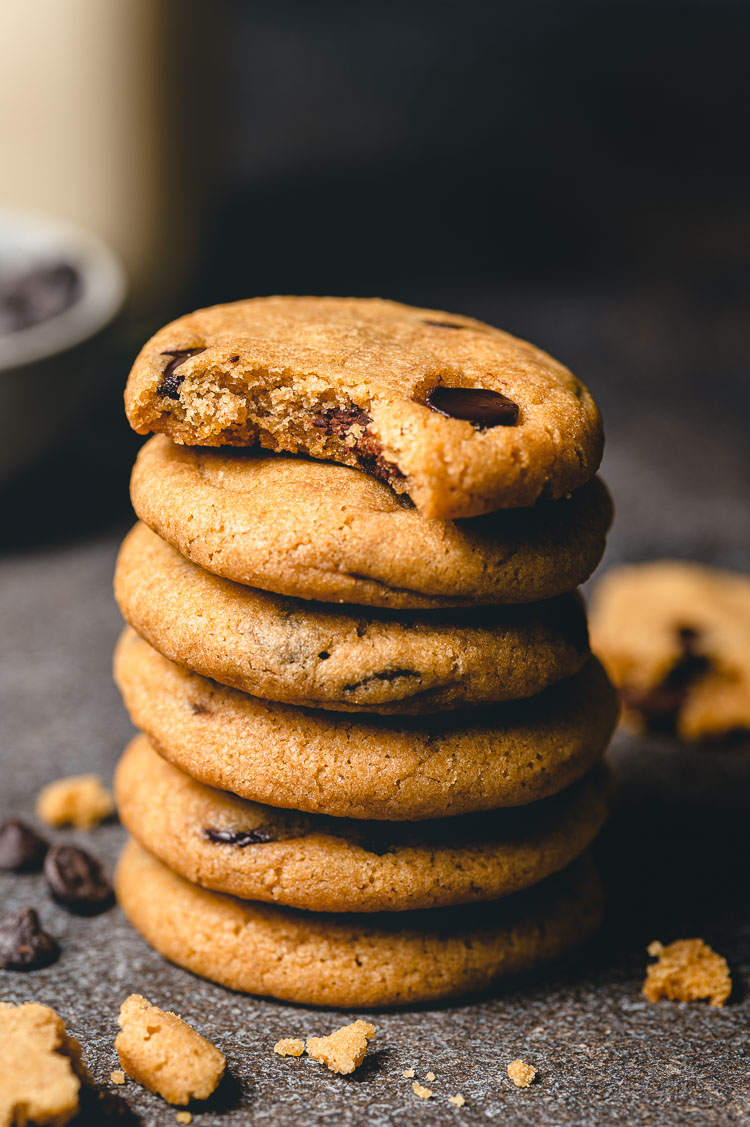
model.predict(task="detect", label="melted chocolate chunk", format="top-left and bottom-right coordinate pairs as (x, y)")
top-left (204, 827), bottom-right (276, 846)
top-left (421, 319), bottom-right (466, 330)
top-left (0, 818), bottom-right (49, 872)
top-left (157, 347), bottom-right (206, 398)
top-left (311, 406), bottom-right (404, 485)
top-left (43, 845), bottom-right (113, 915)
top-left (0, 907), bottom-right (59, 970)
top-left (312, 406), bottom-right (371, 437)
top-left (425, 386), bottom-right (519, 428)
top-left (343, 668), bottom-right (419, 693)
top-left (623, 626), bottom-right (711, 733)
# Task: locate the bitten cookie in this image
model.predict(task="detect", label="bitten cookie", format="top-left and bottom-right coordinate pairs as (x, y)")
top-left (131, 436), bottom-right (612, 608)
top-left (115, 735), bottom-right (610, 912)
top-left (114, 629), bottom-right (618, 820)
top-left (590, 560), bottom-right (750, 740)
top-left (124, 296), bottom-right (603, 519)
top-left (0, 1002), bottom-right (91, 1127)
top-left (115, 840), bottom-right (603, 1007)
top-left (114, 523), bottom-right (590, 714)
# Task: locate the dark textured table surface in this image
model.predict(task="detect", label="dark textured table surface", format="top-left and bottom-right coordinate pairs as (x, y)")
top-left (1, 286), bottom-right (749, 1125)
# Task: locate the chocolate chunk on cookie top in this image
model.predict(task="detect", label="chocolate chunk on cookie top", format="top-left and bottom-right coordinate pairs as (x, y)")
top-left (124, 297), bottom-right (603, 519)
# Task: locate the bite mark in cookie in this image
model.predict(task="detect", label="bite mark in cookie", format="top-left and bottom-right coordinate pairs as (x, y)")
top-left (157, 348), bottom-right (206, 399)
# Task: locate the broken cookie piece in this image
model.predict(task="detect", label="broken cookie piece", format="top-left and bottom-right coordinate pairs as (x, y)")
top-left (36, 774), bottom-right (114, 830)
top-left (507, 1059), bottom-right (537, 1087)
top-left (643, 939), bottom-right (731, 1007)
top-left (306, 1020), bottom-right (376, 1075)
top-left (0, 1001), bottom-right (90, 1127)
top-left (273, 1038), bottom-right (305, 1058)
top-left (115, 994), bottom-right (225, 1105)
top-left (590, 561), bottom-right (750, 741)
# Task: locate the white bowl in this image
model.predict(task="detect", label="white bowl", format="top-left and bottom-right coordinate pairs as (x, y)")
top-left (0, 208), bottom-right (126, 481)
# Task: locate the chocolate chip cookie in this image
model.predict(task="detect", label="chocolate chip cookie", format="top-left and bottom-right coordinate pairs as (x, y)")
top-left (115, 839), bottom-right (603, 1007)
top-left (124, 297), bottom-right (603, 520)
top-left (590, 560), bottom-right (750, 741)
top-left (131, 435), bottom-right (612, 608)
top-left (115, 735), bottom-right (610, 912)
top-left (113, 629), bottom-right (618, 820)
top-left (115, 523), bottom-right (590, 714)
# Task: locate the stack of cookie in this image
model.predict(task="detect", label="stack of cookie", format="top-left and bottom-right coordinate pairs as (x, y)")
top-left (112, 297), bottom-right (618, 1008)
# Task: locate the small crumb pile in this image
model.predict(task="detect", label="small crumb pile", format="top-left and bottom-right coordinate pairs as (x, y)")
top-left (36, 774), bottom-right (114, 830)
top-left (306, 1020), bottom-right (377, 1075)
top-left (508, 1059), bottom-right (537, 1088)
top-left (643, 938), bottom-right (731, 1007)
top-left (176, 1113), bottom-right (192, 1125)
top-left (110, 1069), bottom-right (126, 1085)
top-left (402, 1068), bottom-right (415, 1079)
top-left (449, 1093), bottom-right (466, 1107)
top-left (412, 1082), bottom-right (432, 1100)
top-left (115, 994), bottom-right (225, 1105)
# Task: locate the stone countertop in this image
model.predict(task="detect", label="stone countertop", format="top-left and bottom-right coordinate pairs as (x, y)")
top-left (1, 285), bottom-right (749, 1125)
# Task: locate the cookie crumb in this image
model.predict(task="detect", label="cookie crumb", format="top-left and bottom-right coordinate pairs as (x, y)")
top-left (176, 1114), bottom-right (192, 1125)
top-left (403, 1068), bottom-right (415, 1078)
top-left (643, 939), bottom-right (731, 1007)
top-left (412, 1082), bottom-right (432, 1099)
top-left (115, 994), bottom-right (225, 1104)
top-left (306, 1020), bottom-right (376, 1075)
top-left (426, 1071), bottom-right (436, 1081)
top-left (508, 1059), bottom-right (536, 1087)
top-left (274, 1038), bottom-right (305, 1057)
top-left (36, 774), bottom-right (114, 830)
top-left (110, 1069), bottom-right (126, 1085)
top-left (449, 1093), bottom-right (466, 1107)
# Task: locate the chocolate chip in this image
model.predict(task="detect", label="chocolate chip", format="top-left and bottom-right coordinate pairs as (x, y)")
top-left (311, 406), bottom-right (404, 485)
top-left (0, 818), bottom-right (49, 872)
top-left (0, 262), bottom-right (80, 335)
top-left (157, 347), bottom-right (206, 398)
top-left (229, 354), bottom-right (240, 362)
top-left (623, 626), bottom-right (711, 734)
top-left (0, 908), bottom-right (59, 970)
top-left (43, 845), bottom-right (113, 914)
top-left (203, 827), bottom-right (276, 846)
top-left (311, 406), bottom-right (372, 437)
top-left (421, 319), bottom-right (466, 330)
top-left (425, 386), bottom-right (519, 428)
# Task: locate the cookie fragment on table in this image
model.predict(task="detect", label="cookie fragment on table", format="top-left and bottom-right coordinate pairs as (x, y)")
top-left (274, 1038), bottom-right (305, 1058)
top-left (0, 1001), bottom-right (90, 1127)
top-left (508, 1058), bottom-right (537, 1087)
top-left (643, 939), bottom-right (731, 1007)
top-left (115, 994), bottom-right (225, 1105)
top-left (36, 774), bottom-right (114, 830)
top-left (306, 1020), bottom-right (376, 1075)
top-left (590, 561), bottom-right (750, 741)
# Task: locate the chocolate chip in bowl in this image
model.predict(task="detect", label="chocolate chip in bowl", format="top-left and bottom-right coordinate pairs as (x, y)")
top-left (0, 207), bottom-right (125, 483)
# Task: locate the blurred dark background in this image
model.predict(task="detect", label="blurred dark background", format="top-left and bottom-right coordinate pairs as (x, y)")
top-left (1, 0), bottom-right (748, 560)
